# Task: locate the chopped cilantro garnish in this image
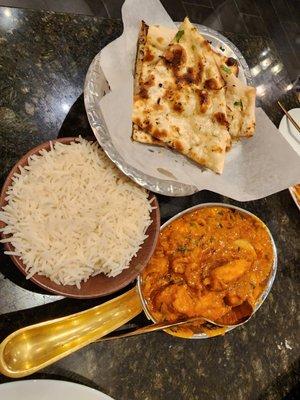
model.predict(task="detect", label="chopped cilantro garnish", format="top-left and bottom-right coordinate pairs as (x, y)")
top-left (175, 30), bottom-right (184, 42)
top-left (221, 65), bottom-right (231, 74)
top-left (177, 245), bottom-right (187, 252)
top-left (234, 100), bottom-right (243, 110)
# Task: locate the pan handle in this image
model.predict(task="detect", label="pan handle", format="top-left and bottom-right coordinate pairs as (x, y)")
top-left (0, 287), bottom-right (142, 378)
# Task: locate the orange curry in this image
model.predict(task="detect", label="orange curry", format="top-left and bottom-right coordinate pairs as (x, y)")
top-left (141, 206), bottom-right (274, 330)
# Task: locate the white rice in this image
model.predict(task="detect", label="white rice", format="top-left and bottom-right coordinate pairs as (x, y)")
top-left (0, 138), bottom-right (153, 288)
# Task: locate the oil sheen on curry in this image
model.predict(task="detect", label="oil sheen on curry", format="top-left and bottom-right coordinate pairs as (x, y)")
top-left (141, 206), bottom-right (274, 332)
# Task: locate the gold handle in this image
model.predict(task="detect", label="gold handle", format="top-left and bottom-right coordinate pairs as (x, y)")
top-left (0, 287), bottom-right (142, 378)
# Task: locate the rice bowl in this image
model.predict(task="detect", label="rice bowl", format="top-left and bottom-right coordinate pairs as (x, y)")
top-left (0, 137), bottom-right (156, 291)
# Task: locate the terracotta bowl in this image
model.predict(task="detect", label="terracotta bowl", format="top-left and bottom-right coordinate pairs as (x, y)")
top-left (0, 137), bottom-right (160, 298)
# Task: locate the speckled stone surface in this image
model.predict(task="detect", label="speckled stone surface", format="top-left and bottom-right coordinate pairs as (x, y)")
top-left (0, 6), bottom-right (299, 400)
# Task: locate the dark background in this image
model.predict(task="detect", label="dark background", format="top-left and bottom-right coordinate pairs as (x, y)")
top-left (0, 1), bottom-right (299, 399)
top-left (0, 0), bottom-right (299, 81)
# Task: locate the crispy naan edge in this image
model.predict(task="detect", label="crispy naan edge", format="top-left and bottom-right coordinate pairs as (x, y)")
top-left (132, 22), bottom-right (176, 145)
top-left (132, 17), bottom-right (230, 174)
top-left (214, 55), bottom-right (256, 138)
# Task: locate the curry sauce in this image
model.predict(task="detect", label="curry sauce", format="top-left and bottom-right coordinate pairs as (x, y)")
top-left (141, 207), bottom-right (274, 330)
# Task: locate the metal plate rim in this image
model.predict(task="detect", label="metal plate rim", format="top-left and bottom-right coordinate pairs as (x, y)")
top-left (84, 25), bottom-right (252, 197)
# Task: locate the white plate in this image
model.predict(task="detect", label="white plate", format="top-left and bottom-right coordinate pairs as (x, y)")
top-left (0, 380), bottom-right (114, 400)
top-left (278, 108), bottom-right (300, 155)
top-left (278, 108), bottom-right (300, 210)
top-left (289, 185), bottom-right (300, 211)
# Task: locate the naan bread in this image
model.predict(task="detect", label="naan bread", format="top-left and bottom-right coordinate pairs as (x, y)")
top-left (212, 48), bottom-right (239, 77)
top-left (132, 17), bottom-right (230, 174)
top-left (133, 21), bottom-right (248, 147)
top-left (217, 63), bottom-right (256, 138)
top-left (133, 22), bottom-right (175, 145)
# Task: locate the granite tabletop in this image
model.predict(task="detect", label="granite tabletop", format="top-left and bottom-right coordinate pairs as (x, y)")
top-left (0, 6), bottom-right (299, 400)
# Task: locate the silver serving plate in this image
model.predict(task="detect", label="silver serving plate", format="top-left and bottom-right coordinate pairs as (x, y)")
top-left (84, 25), bottom-right (252, 196)
top-left (136, 203), bottom-right (277, 339)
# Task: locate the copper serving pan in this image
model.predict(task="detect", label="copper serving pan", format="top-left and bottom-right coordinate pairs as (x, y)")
top-left (137, 203), bottom-right (277, 339)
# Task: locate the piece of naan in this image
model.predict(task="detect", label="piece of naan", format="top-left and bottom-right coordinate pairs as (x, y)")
top-left (132, 17), bottom-right (230, 174)
top-left (133, 21), bottom-right (256, 149)
top-left (217, 61), bottom-right (256, 138)
top-left (133, 22), bottom-right (175, 145)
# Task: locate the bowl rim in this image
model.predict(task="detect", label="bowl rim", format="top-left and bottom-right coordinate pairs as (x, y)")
top-left (0, 137), bottom-right (160, 298)
top-left (137, 202), bottom-right (277, 339)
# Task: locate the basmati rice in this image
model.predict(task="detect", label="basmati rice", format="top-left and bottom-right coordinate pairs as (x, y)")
top-left (0, 138), bottom-right (153, 288)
